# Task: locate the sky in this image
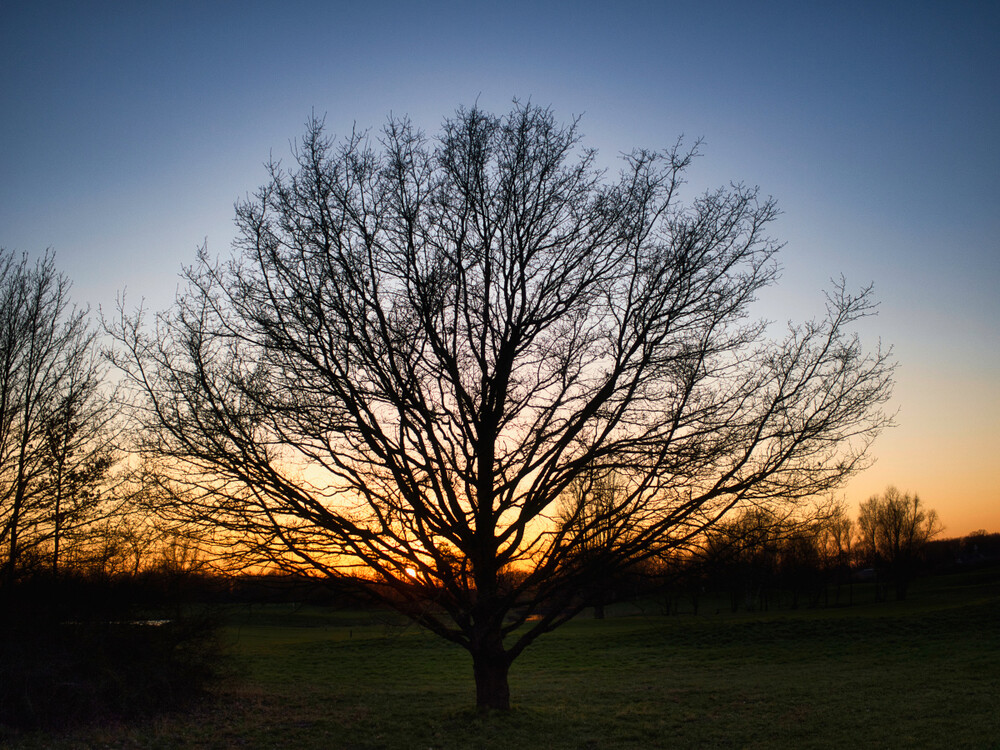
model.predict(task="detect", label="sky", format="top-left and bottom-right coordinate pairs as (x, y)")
top-left (2, 0), bottom-right (997, 536)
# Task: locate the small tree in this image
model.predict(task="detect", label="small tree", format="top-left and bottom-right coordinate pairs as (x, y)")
top-left (857, 486), bottom-right (941, 600)
top-left (110, 103), bottom-right (894, 709)
top-left (0, 251), bottom-right (110, 583)
top-left (41, 374), bottom-right (117, 576)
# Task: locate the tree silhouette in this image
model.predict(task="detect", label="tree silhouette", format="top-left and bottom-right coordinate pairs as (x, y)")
top-left (817, 500), bottom-right (855, 605)
top-left (110, 103), bottom-right (894, 709)
top-left (557, 468), bottom-right (630, 618)
top-left (0, 251), bottom-right (109, 583)
top-left (857, 486), bottom-right (940, 600)
top-left (41, 369), bottom-right (117, 575)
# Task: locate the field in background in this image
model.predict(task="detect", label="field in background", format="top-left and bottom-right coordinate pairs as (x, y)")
top-left (5, 568), bottom-right (999, 749)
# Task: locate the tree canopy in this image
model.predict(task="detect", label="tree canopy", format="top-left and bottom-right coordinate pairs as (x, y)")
top-left (110, 102), bottom-right (895, 709)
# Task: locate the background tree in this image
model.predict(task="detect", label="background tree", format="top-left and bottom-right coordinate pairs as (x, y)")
top-left (110, 103), bottom-right (895, 710)
top-left (777, 521), bottom-right (825, 609)
top-left (817, 499), bottom-right (855, 604)
top-left (0, 251), bottom-right (111, 583)
top-left (557, 468), bottom-right (629, 618)
top-left (40, 366), bottom-right (117, 575)
top-left (857, 486), bottom-right (941, 600)
top-left (703, 506), bottom-right (786, 612)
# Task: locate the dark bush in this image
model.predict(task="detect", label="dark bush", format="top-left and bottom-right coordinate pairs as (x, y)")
top-left (0, 576), bottom-right (224, 730)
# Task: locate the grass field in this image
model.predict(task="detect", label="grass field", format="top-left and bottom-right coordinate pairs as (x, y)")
top-left (4, 568), bottom-right (998, 749)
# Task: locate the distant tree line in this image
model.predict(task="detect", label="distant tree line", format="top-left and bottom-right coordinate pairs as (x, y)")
top-left (599, 487), bottom-right (974, 615)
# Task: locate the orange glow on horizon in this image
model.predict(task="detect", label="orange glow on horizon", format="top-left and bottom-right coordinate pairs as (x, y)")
top-left (840, 366), bottom-right (1000, 538)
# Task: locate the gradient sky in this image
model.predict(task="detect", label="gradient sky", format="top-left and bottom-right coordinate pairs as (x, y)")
top-left (2, 0), bottom-right (997, 535)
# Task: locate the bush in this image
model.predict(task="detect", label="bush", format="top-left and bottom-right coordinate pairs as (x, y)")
top-left (0, 576), bottom-right (224, 730)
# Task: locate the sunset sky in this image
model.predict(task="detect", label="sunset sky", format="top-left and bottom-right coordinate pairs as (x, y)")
top-left (2, 0), bottom-right (997, 535)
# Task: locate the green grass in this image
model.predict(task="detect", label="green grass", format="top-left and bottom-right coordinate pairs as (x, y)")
top-left (4, 570), bottom-right (999, 749)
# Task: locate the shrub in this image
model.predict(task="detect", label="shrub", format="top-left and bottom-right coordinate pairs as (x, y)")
top-left (0, 575), bottom-right (224, 729)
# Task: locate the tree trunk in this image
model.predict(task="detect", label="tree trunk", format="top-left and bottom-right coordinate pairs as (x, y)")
top-left (52, 475), bottom-right (63, 577)
top-left (5, 477), bottom-right (27, 584)
top-left (472, 636), bottom-right (511, 711)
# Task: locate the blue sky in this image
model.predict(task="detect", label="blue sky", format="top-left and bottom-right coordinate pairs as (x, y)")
top-left (2, 0), bottom-right (997, 533)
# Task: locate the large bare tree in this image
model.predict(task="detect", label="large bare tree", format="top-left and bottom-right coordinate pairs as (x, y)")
top-left (110, 103), bottom-right (894, 709)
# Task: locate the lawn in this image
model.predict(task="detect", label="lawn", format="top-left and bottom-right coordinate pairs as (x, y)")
top-left (4, 569), bottom-right (998, 749)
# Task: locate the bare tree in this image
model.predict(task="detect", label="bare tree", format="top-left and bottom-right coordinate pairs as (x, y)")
top-left (557, 468), bottom-right (629, 618)
top-left (67, 485), bottom-right (161, 578)
top-left (109, 103), bottom-right (895, 709)
top-left (0, 251), bottom-right (111, 582)
top-left (817, 499), bottom-right (855, 604)
top-left (703, 506), bottom-right (786, 612)
top-left (857, 486), bottom-right (940, 600)
top-left (41, 366), bottom-right (117, 575)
